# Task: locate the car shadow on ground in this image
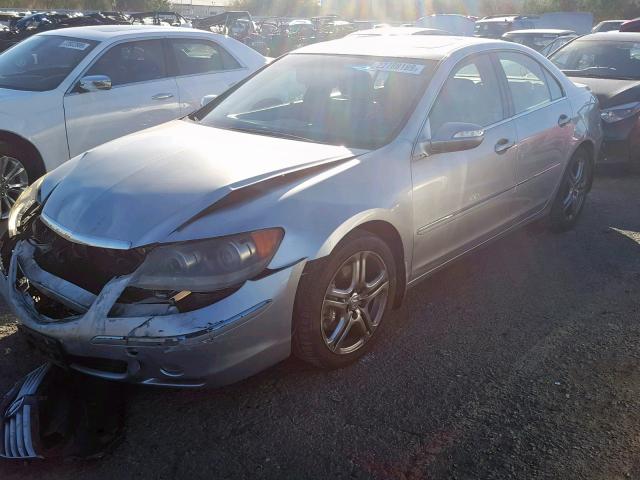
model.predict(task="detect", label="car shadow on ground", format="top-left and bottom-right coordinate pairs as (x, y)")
top-left (0, 172), bottom-right (639, 479)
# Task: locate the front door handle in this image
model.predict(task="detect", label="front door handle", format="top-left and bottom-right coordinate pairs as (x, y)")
top-left (151, 93), bottom-right (174, 100)
top-left (494, 138), bottom-right (515, 154)
top-left (558, 114), bottom-right (571, 127)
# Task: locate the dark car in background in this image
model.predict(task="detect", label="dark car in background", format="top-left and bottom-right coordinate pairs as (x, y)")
top-left (620, 18), bottom-right (640, 33)
top-left (550, 32), bottom-right (640, 170)
top-left (502, 29), bottom-right (576, 53)
top-left (474, 15), bottom-right (536, 38)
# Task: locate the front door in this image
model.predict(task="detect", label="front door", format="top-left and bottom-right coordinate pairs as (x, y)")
top-left (411, 54), bottom-right (518, 279)
top-left (64, 39), bottom-right (181, 157)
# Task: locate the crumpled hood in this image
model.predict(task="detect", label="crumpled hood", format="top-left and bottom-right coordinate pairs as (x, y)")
top-left (41, 120), bottom-right (365, 247)
top-left (568, 76), bottom-right (640, 108)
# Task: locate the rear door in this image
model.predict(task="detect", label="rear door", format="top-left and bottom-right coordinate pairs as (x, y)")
top-left (64, 39), bottom-right (180, 157)
top-left (494, 51), bottom-right (574, 218)
top-left (166, 37), bottom-right (250, 115)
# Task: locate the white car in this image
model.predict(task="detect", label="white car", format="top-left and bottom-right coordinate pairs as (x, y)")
top-left (0, 25), bottom-right (267, 218)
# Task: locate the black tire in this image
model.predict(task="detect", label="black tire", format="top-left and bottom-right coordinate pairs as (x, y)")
top-left (549, 147), bottom-right (593, 233)
top-left (292, 230), bottom-right (397, 369)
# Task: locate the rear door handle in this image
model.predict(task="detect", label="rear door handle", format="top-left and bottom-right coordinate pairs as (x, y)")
top-left (494, 138), bottom-right (515, 154)
top-left (558, 114), bottom-right (571, 127)
top-left (151, 93), bottom-right (174, 100)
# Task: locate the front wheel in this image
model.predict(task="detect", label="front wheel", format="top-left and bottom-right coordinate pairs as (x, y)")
top-left (292, 231), bottom-right (396, 369)
top-left (549, 148), bottom-right (593, 233)
top-left (0, 143), bottom-right (32, 220)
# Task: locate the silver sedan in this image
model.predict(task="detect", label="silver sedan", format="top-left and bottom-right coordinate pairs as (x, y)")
top-left (1, 35), bottom-right (602, 388)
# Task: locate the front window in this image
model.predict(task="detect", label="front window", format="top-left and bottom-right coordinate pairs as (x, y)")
top-left (550, 40), bottom-right (640, 80)
top-left (0, 35), bottom-right (98, 91)
top-left (196, 54), bottom-right (435, 150)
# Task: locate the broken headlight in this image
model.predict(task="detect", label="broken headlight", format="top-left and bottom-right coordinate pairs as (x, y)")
top-left (8, 176), bottom-right (45, 237)
top-left (131, 228), bottom-right (284, 292)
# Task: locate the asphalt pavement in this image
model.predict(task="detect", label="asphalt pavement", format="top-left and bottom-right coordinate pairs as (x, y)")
top-left (0, 169), bottom-right (639, 479)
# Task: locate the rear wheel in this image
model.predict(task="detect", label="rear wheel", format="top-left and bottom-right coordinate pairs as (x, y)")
top-left (549, 148), bottom-right (593, 233)
top-left (292, 231), bottom-right (396, 368)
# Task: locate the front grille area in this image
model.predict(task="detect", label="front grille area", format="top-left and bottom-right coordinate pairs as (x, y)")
top-left (31, 219), bottom-right (146, 295)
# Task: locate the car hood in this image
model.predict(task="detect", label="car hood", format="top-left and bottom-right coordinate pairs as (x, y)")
top-left (41, 120), bottom-right (366, 248)
top-left (567, 76), bottom-right (640, 108)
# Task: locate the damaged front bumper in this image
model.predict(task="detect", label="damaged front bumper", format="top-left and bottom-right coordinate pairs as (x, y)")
top-left (1, 241), bottom-right (305, 388)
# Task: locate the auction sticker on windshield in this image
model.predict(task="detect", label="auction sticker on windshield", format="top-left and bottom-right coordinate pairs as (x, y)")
top-left (59, 40), bottom-right (91, 51)
top-left (354, 62), bottom-right (426, 75)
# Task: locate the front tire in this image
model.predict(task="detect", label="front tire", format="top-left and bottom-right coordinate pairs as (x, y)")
top-left (549, 148), bottom-right (593, 233)
top-left (292, 231), bottom-right (397, 369)
top-left (0, 142), bottom-right (40, 220)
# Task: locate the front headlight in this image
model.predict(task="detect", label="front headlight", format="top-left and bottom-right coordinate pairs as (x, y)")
top-left (601, 102), bottom-right (640, 123)
top-left (7, 176), bottom-right (45, 237)
top-left (132, 228), bottom-right (284, 292)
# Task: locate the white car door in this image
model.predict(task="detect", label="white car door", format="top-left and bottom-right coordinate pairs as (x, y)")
top-left (63, 38), bottom-right (181, 157)
top-left (167, 37), bottom-right (250, 115)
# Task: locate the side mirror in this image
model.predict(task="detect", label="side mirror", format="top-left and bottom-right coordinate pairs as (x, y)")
top-left (419, 122), bottom-right (485, 156)
top-left (200, 94), bottom-right (218, 107)
top-left (77, 75), bottom-right (112, 93)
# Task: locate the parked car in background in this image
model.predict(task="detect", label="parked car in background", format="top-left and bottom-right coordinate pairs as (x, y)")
top-left (502, 29), bottom-right (576, 53)
top-left (416, 14), bottom-right (475, 36)
top-left (592, 20), bottom-right (626, 33)
top-left (0, 11), bottom-right (130, 52)
top-left (0, 25), bottom-right (267, 217)
top-left (348, 27), bottom-right (450, 37)
top-left (130, 11), bottom-right (191, 28)
top-left (0, 35), bottom-right (601, 389)
top-left (540, 34), bottom-right (578, 57)
top-left (620, 18), bottom-right (640, 33)
top-left (550, 32), bottom-right (640, 169)
top-left (474, 15), bottom-right (536, 38)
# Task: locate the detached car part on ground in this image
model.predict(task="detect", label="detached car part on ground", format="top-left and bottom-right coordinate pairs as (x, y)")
top-left (0, 363), bottom-right (125, 460)
top-left (0, 36), bottom-right (602, 389)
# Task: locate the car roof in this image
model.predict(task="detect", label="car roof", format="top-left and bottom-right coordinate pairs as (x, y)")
top-left (578, 31), bottom-right (640, 41)
top-left (505, 29), bottom-right (575, 35)
top-left (295, 35), bottom-right (502, 60)
top-left (38, 25), bottom-right (197, 41)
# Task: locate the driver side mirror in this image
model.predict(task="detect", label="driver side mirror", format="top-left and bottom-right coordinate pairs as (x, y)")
top-left (417, 122), bottom-right (485, 156)
top-left (77, 75), bottom-right (112, 93)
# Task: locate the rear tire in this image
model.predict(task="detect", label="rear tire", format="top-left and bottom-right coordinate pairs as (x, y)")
top-left (292, 230), bottom-right (397, 369)
top-left (549, 148), bottom-right (593, 233)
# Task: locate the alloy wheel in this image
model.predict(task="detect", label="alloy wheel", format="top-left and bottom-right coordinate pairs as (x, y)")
top-left (321, 251), bottom-right (389, 355)
top-left (561, 154), bottom-right (588, 222)
top-left (0, 155), bottom-right (29, 220)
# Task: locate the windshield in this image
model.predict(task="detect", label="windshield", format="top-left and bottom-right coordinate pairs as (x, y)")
top-left (0, 34), bottom-right (98, 91)
top-left (508, 33), bottom-right (561, 52)
top-left (197, 54), bottom-right (435, 150)
top-left (550, 39), bottom-right (640, 79)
